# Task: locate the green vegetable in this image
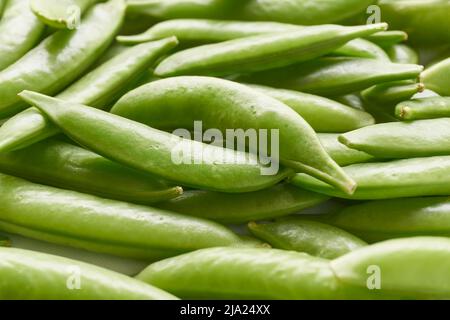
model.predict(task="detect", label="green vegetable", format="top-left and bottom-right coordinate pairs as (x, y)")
top-left (422, 57), bottom-right (450, 96)
top-left (361, 80), bottom-right (424, 106)
top-left (396, 97), bottom-right (450, 120)
top-left (318, 133), bottom-right (374, 166)
top-left (385, 44), bottom-right (419, 64)
top-left (365, 30), bottom-right (408, 47)
top-left (0, 233), bottom-right (10, 247)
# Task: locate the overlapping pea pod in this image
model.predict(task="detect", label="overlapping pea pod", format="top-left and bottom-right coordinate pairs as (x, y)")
top-left (0, 0), bottom-right (125, 119)
top-left (117, 19), bottom-right (389, 61)
top-left (317, 134), bottom-right (374, 166)
top-left (396, 97), bottom-right (450, 120)
top-left (385, 44), bottom-right (419, 65)
top-left (361, 80), bottom-right (424, 107)
top-left (157, 183), bottom-right (329, 224)
top-left (0, 247), bottom-right (177, 300)
top-left (248, 219), bottom-right (367, 259)
top-left (237, 57), bottom-right (423, 96)
top-left (19, 91), bottom-right (292, 193)
top-left (365, 30), bottom-right (408, 48)
top-left (339, 118), bottom-right (450, 158)
top-left (0, 138), bottom-right (182, 204)
top-left (154, 23), bottom-right (388, 77)
top-left (291, 156), bottom-right (450, 200)
top-left (0, 173), bottom-right (241, 260)
top-left (331, 237), bottom-right (450, 299)
top-left (0, 37), bottom-right (178, 153)
top-left (111, 76), bottom-right (356, 194)
top-left (0, 0), bottom-right (45, 71)
top-left (317, 197), bottom-right (450, 243)
top-left (422, 57), bottom-right (450, 97)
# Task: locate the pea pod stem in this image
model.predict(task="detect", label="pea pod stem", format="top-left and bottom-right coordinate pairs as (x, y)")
top-left (396, 97), bottom-right (450, 120)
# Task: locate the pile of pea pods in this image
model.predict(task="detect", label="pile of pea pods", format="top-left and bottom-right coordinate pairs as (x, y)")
top-left (0, 0), bottom-right (449, 300)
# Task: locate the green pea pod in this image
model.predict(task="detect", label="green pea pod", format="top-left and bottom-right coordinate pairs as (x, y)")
top-left (334, 94), bottom-right (365, 111)
top-left (422, 57), bottom-right (450, 96)
top-left (331, 38), bottom-right (390, 61)
top-left (156, 183), bottom-right (329, 224)
top-left (0, 0), bottom-right (45, 71)
top-left (249, 84), bottom-right (375, 133)
top-left (321, 197), bottom-right (450, 243)
top-left (0, 138), bottom-right (182, 204)
top-left (19, 91), bottom-right (292, 193)
top-left (154, 23), bottom-right (388, 77)
top-left (0, 0), bottom-right (125, 119)
top-left (112, 76), bottom-right (356, 194)
top-left (248, 219), bottom-right (367, 259)
top-left (0, 173), bottom-right (241, 260)
top-left (237, 57), bottom-right (423, 96)
top-left (365, 30), bottom-right (408, 47)
top-left (340, 118), bottom-right (450, 158)
top-left (290, 156), bottom-right (450, 200)
top-left (0, 37), bottom-right (179, 153)
top-left (396, 97), bottom-right (450, 120)
top-left (331, 237), bottom-right (450, 299)
top-left (378, 0), bottom-right (450, 46)
top-left (361, 80), bottom-right (424, 106)
top-left (0, 247), bottom-right (178, 300)
top-left (0, 233), bottom-right (10, 247)
top-left (318, 133), bottom-right (374, 166)
top-left (385, 44), bottom-right (419, 64)
top-left (30, 0), bottom-right (99, 29)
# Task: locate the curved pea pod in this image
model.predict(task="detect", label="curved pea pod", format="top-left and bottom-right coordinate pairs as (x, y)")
top-left (318, 134), bottom-right (374, 166)
top-left (0, 0), bottom-right (45, 71)
top-left (0, 247), bottom-right (178, 300)
top-left (396, 97), bottom-right (450, 120)
top-left (248, 84), bottom-right (375, 133)
top-left (331, 38), bottom-right (390, 61)
top-left (0, 0), bottom-right (125, 119)
top-left (156, 183), bottom-right (329, 224)
top-left (340, 118), bottom-right (450, 158)
top-left (385, 44), bottom-right (419, 64)
top-left (0, 233), bottom-right (10, 247)
top-left (365, 30), bottom-right (408, 47)
top-left (248, 219), bottom-right (367, 260)
top-left (0, 138), bottom-right (182, 204)
top-left (0, 37), bottom-right (179, 153)
top-left (422, 57), bottom-right (450, 97)
top-left (361, 80), bottom-right (424, 106)
top-left (237, 57), bottom-right (424, 96)
top-left (378, 0), bottom-right (450, 46)
top-left (290, 156), bottom-right (450, 200)
top-left (19, 91), bottom-right (292, 193)
top-left (322, 197), bottom-right (450, 243)
top-left (154, 23), bottom-right (388, 77)
top-left (30, 0), bottom-right (100, 29)
top-left (331, 237), bottom-right (450, 299)
top-left (0, 173), bottom-right (241, 260)
top-left (112, 76), bottom-right (356, 194)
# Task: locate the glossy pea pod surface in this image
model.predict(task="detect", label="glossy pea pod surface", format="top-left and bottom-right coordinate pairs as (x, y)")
top-left (0, 138), bottom-right (182, 204)
top-left (0, 173), bottom-right (241, 260)
top-left (396, 97), bottom-right (450, 120)
top-left (0, 37), bottom-right (179, 153)
top-left (112, 76), bottom-right (356, 194)
top-left (291, 156), bottom-right (450, 200)
top-left (20, 91), bottom-right (292, 193)
top-left (154, 23), bottom-right (388, 77)
top-left (0, 0), bottom-right (126, 118)
top-left (0, 247), bottom-right (178, 300)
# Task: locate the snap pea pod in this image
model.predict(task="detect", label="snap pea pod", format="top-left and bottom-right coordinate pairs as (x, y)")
top-left (361, 80), bottom-right (424, 106)
top-left (0, 138), bottom-right (182, 204)
top-left (19, 91), bottom-right (292, 193)
top-left (154, 23), bottom-right (388, 77)
top-left (365, 30), bottom-right (408, 47)
top-left (0, 0), bottom-right (125, 119)
top-left (378, 0), bottom-right (450, 46)
top-left (396, 97), bottom-right (450, 120)
top-left (331, 237), bottom-right (450, 299)
top-left (340, 118), bottom-right (450, 158)
top-left (318, 134), bottom-right (374, 166)
top-left (290, 156), bottom-right (450, 200)
top-left (30, 0), bottom-right (99, 29)
top-left (248, 84), bottom-right (375, 133)
top-left (0, 0), bottom-right (45, 71)
top-left (112, 76), bottom-right (356, 194)
top-left (0, 173), bottom-right (241, 260)
top-left (385, 44), bottom-right (419, 65)
top-left (0, 233), bottom-right (10, 247)
top-left (156, 183), bottom-right (329, 224)
top-left (0, 37), bottom-right (178, 153)
top-left (422, 57), bottom-right (450, 97)
top-left (334, 94), bottom-right (365, 111)
top-left (237, 57), bottom-right (423, 96)
top-left (0, 247), bottom-right (178, 300)
top-left (331, 38), bottom-right (390, 61)
top-left (248, 219), bottom-right (367, 259)
top-left (320, 197), bottom-right (450, 243)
